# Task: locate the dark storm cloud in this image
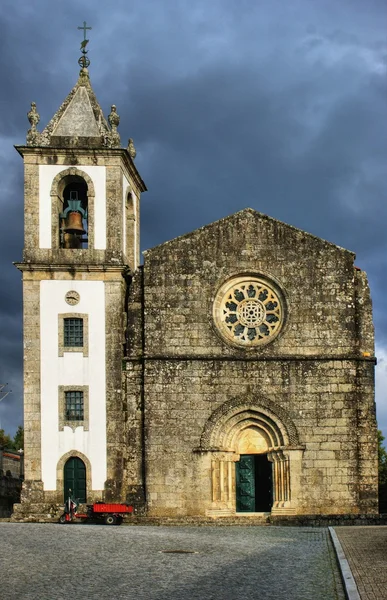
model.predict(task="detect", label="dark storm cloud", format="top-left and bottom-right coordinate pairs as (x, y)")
top-left (0, 0), bottom-right (386, 435)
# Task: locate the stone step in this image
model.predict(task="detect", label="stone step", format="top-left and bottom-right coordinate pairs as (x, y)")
top-left (124, 515), bottom-right (271, 526)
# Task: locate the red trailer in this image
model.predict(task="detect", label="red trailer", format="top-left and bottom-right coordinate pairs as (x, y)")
top-left (59, 501), bottom-right (134, 525)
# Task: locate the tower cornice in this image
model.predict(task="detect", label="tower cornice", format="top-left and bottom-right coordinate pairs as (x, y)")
top-left (14, 262), bottom-right (130, 274)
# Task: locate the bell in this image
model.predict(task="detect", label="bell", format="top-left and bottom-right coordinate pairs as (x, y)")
top-left (63, 211), bottom-right (86, 235)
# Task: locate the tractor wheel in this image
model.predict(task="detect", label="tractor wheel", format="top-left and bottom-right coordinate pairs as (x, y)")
top-left (59, 514), bottom-right (67, 524)
top-left (104, 514), bottom-right (117, 526)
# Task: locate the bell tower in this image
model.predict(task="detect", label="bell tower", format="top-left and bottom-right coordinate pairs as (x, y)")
top-left (14, 31), bottom-right (146, 512)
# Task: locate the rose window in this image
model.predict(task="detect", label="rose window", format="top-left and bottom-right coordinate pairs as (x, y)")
top-left (213, 277), bottom-right (284, 347)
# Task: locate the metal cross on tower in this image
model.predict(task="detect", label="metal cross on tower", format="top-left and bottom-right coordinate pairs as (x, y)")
top-left (77, 21), bottom-right (92, 69)
top-left (78, 21), bottom-right (92, 41)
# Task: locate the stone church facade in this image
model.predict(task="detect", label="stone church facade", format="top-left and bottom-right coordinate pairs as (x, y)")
top-left (13, 60), bottom-right (379, 519)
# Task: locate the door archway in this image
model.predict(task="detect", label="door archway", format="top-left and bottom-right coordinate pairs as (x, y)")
top-left (199, 395), bottom-right (304, 516)
top-left (63, 457), bottom-right (86, 502)
top-left (235, 426), bottom-right (273, 512)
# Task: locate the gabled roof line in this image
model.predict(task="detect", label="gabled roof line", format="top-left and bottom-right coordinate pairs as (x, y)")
top-left (143, 207), bottom-right (355, 257)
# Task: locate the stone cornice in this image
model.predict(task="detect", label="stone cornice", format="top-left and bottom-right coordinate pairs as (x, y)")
top-left (14, 262), bottom-right (129, 274)
top-left (124, 354), bottom-right (377, 364)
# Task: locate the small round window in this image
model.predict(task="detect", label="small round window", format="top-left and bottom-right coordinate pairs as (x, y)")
top-left (213, 276), bottom-right (285, 347)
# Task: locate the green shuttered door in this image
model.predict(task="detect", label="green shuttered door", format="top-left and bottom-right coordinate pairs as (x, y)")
top-left (64, 457), bottom-right (86, 503)
top-left (236, 454), bottom-right (273, 512)
top-left (236, 455), bottom-right (256, 512)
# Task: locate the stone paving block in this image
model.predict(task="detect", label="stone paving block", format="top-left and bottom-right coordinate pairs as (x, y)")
top-left (334, 526), bottom-right (387, 600)
top-left (0, 524), bottom-right (345, 600)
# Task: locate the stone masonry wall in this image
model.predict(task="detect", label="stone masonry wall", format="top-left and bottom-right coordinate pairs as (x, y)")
top-left (104, 276), bottom-right (127, 501)
top-left (142, 359), bottom-right (375, 516)
top-left (22, 277), bottom-right (42, 485)
top-left (136, 209), bottom-right (378, 516)
top-left (143, 210), bottom-right (360, 358)
top-left (123, 268), bottom-right (145, 508)
top-left (0, 477), bottom-right (22, 518)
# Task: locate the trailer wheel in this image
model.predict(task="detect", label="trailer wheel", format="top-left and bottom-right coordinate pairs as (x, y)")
top-left (117, 517), bottom-right (123, 525)
top-left (104, 515), bottom-right (117, 526)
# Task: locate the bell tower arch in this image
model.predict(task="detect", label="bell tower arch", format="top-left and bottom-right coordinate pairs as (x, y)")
top-left (50, 168), bottom-right (95, 250)
top-left (14, 53), bottom-right (146, 513)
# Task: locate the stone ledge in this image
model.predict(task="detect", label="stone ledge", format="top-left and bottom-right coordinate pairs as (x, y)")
top-left (269, 514), bottom-right (387, 527)
top-left (11, 500), bottom-right (62, 522)
top-left (8, 511), bottom-right (387, 527)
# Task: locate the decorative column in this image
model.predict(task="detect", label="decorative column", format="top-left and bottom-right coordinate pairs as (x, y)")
top-left (269, 447), bottom-right (304, 515)
top-left (206, 451), bottom-right (238, 516)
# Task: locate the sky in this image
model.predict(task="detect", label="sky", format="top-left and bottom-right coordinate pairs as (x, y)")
top-left (0, 0), bottom-right (386, 441)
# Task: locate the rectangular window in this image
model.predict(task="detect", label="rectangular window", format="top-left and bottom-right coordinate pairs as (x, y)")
top-left (65, 391), bottom-right (84, 421)
top-left (64, 318), bottom-right (83, 347)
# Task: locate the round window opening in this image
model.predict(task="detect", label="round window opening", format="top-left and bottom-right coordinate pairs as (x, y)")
top-left (213, 276), bottom-right (285, 347)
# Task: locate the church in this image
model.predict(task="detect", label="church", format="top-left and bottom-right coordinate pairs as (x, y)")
top-left (13, 43), bottom-right (379, 520)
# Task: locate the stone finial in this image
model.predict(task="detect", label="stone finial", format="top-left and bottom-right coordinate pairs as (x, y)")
top-left (26, 102), bottom-right (41, 146)
top-left (128, 138), bottom-right (136, 160)
top-left (28, 102), bottom-right (40, 128)
top-left (78, 67), bottom-right (90, 84)
top-left (108, 105), bottom-right (120, 130)
top-left (108, 105), bottom-right (120, 147)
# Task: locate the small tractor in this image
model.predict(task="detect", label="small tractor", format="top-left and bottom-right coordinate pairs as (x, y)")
top-left (59, 495), bottom-right (133, 525)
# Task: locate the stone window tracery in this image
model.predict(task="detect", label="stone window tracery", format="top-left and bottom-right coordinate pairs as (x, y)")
top-left (213, 276), bottom-right (285, 347)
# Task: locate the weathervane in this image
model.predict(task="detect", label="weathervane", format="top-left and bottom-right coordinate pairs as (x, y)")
top-left (77, 20), bottom-right (92, 69)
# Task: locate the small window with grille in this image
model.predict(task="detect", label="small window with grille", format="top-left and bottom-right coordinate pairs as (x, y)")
top-left (65, 391), bottom-right (84, 421)
top-left (64, 318), bottom-right (83, 347)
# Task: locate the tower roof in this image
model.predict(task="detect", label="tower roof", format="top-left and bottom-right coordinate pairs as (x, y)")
top-left (26, 68), bottom-right (122, 149)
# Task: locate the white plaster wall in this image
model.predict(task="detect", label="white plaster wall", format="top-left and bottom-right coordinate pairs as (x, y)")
top-left (39, 165), bottom-right (107, 249)
top-left (40, 280), bottom-right (106, 490)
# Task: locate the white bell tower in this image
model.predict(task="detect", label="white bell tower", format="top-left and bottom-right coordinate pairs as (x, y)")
top-left (14, 33), bottom-right (146, 513)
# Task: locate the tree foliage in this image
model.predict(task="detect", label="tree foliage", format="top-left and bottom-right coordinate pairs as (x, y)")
top-left (13, 425), bottom-right (24, 451)
top-left (0, 429), bottom-right (13, 448)
top-left (0, 426), bottom-right (24, 451)
top-left (379, 430), bottom-right (387, 486)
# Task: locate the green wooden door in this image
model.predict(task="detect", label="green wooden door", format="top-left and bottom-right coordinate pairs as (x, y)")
top-left (236, 455), bottom-right (255, 512)
top-left (64, 457), bottom-right (86, 502)
top-left (255, 454), bottom-right (273, 512)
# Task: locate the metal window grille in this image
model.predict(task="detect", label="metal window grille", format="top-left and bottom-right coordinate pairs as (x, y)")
top-left (65, 391), bottom-right (84, 421)
top-left (64, 318), bottom-right (83, 347)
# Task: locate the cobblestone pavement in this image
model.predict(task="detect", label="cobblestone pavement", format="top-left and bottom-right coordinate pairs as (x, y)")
top-left (334, 526), bottom-right (387, 600)
top-left (0, 524), bottom-right (345, 600)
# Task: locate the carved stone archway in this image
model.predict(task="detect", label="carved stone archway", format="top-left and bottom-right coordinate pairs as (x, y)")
top-left (197, 395), bottom-right (304, 516)
top-left (200, 395), bottom-right (299, 450)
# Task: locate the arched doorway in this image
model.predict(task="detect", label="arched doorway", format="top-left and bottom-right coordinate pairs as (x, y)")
top-left (63, 457), bottom-right (86, 502)
top-left (199, 396), bottom-right (304, 516)
top-left (235, 427), bottom-right (272, 512)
